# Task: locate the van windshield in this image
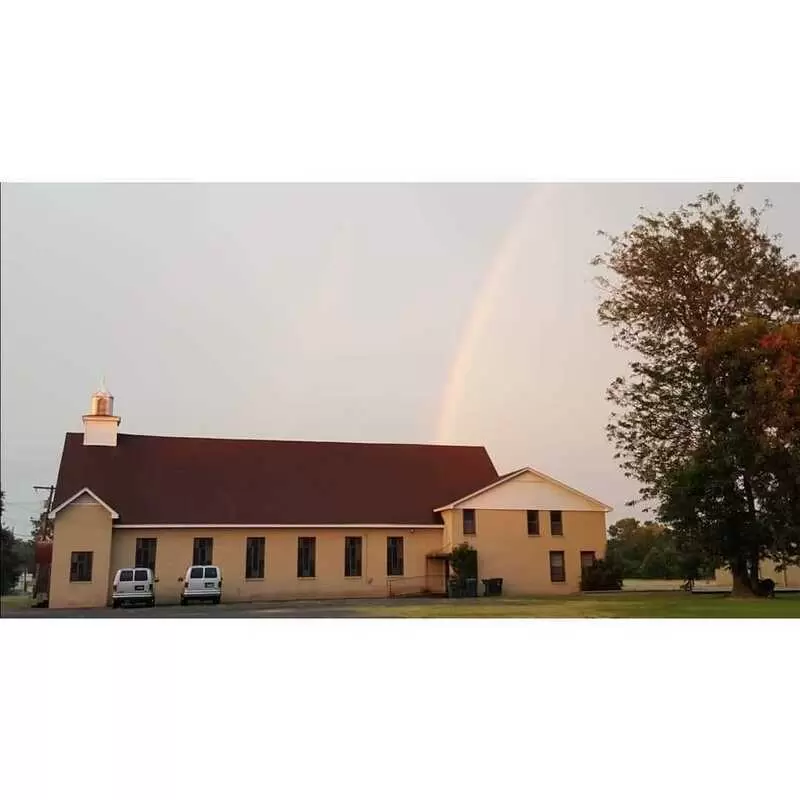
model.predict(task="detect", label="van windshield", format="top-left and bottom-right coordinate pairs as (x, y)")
top-left (119, 570), bottom-right (134, 582)
top-left (134, 570), bottom-right (149, 581)
top-left (204, 567), bottom-right (218, 579)
top-left (190, 567), bottom-right (204, 579)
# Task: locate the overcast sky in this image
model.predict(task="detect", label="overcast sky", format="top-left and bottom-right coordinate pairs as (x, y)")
top-left (2, 183), bottom-right (798, 534)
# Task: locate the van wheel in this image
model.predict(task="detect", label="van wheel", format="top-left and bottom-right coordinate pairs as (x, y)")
top-left (112, 599), bottom-right (120, 609)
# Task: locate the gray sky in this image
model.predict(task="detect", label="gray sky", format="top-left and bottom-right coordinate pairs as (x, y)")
top-left (2, 183), bottom-right (799, 535)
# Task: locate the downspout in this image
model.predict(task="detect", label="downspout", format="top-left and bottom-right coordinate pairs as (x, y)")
top-left (364, 530), bottom-right (373, 596)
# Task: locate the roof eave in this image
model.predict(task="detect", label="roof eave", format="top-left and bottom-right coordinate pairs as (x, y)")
top-left (48, 487), bottom-right (120, 520)
top-left (434, 466), bottom-right (612, 512)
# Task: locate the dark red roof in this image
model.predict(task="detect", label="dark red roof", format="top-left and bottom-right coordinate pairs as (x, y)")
top-left (53, 433), bottom-right (498, 526)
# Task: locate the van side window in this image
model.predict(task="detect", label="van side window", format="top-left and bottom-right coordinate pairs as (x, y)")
top-left (190, 567), bottom-right (204, 579)
top-left (204, 567), bottom-right (218, 579)
top-left (119, 569), bottom-right (134, 582)
top-left (134, 569), bottom-right (149, 581)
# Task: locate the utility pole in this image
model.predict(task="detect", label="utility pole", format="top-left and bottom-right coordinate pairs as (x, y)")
top-left (31, 485), bottom-right (55, 602)
top-left (33, 485), bottom-right (55, 540)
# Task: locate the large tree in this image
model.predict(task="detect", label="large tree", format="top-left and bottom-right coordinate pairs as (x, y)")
top-left (1, 490), bottom-right (24, 595)
top-left (606, 517), bottom-right (665, 577)
top-left (594, 186), bottom-right (800, 594)
top-left (661, 318), bottom-right (800, 591)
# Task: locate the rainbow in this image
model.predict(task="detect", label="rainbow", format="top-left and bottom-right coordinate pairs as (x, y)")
top-left (435, 185), bottom-right (554, 444)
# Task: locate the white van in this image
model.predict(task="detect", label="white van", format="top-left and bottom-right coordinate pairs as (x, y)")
top-left (112, 567), bottom-right (157, 608)
top-left (181, 565), bottom-right (222, 605)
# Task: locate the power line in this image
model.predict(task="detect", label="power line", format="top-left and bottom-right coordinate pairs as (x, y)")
top-left (34, 485), bottom-right (55, 506)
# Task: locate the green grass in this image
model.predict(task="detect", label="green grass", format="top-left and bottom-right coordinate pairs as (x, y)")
top-left (352, 592), bottom-right (800, 618)
top-left (1, 594), bottom-right (33, 612)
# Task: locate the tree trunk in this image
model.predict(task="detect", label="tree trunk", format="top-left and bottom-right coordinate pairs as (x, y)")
top-left (749, 554), bottom-right (760, 590)
top-left (740, 473), bottom-right (761, 595)
top-left (731, 558), bottom-right (755, 596)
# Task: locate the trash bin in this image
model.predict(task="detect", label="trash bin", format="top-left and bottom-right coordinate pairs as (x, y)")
top-left (483, 578), bottom-right (503, 596)
top-left (464, 577), bottom-right (478, 598)
top-left (448, 578), bottom-right (463, 599)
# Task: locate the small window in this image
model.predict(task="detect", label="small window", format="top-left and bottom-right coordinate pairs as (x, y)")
top-left (204, 567), bottom-right (218, 579)
top-left (135, 537), bottom-right (157, 571)
top-left (387, 537), bottom-right (404, 576)
top-left (527, 510), bottom-right (540, 536)
top-left (70, 552), bottom-right (93, 582)
top-left (580, 551), bottom-right (596, 572)
top-left (193, 537), bottom-right (213, 566)
top-left (344, 537), bottom-right (362, 577)
top-left (190, 567), bottom-right (204, 579)
top-left (134, 569), bottom-right (149, 582)
top-left (549, 551), bottom-right (566, 583)
top-left (119, 569), bottom-right (134, 582)
top-left (463, 509), bottom-right (476, 535)
top-left (550, 510), bottom-right (563, 536)
top-left (246, 537), bottom-right (266, 579)
top-left (298, 537), bottom-right (316, 578)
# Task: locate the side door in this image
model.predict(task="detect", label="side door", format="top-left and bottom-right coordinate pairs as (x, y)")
top-left (133, 568), bottom-right (150, 598)
top-left (186, 566), bottom-right (204, 594)
top-left (203, 566), bottom-right (220, 593)
top-left (117, 568), bottom-right (135, 597)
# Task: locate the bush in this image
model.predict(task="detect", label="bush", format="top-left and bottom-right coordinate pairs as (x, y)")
top-left (450, 542), bottom-right (477, 579)
top-left (756, 578), bottom-right (776, 598)
top-left (580, 558), bottom-right (623, 591)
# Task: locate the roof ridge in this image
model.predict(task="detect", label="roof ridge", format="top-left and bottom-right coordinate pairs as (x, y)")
top-left (64, 431), bottom-right (490, 449)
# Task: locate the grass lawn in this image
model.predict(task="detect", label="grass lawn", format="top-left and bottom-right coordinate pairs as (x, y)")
top-left (353, 592), bottom-right (800, 618)
top-left (0, 594), bottom-right (33, 613)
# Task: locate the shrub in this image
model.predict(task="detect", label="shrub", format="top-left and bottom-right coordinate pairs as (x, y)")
top-left (580, 558), bottom-right (623, 591)
top-left (450, 542), bottom-right (478, 579)
top-left (756, 578), bottom-right (776, 598)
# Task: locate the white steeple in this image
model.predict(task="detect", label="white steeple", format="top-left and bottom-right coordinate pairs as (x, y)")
top-left (83, 384), bottom-right (121, 446)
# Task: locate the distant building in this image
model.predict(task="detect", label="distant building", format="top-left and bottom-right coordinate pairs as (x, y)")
top-left (13, 572), bottom-right (34, 593)
top-left (714, 562), bottom-right (800, 589)
top-left (47, 389), bottom-right (612, 609)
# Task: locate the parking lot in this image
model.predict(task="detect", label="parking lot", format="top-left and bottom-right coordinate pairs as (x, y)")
top-left (1, 597), bottom-right (411, 618)
top-left (4, 591), bottom-right (799, 618)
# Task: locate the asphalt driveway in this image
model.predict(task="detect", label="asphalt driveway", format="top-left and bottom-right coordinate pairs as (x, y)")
top-left (1, 597), bottom-right (429, 619)
top-left (7, 591), bottom-right (798, 619)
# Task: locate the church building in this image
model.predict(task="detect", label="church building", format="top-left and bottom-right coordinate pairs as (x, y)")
top-left (46, 388), bottom-right (612, 608)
